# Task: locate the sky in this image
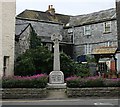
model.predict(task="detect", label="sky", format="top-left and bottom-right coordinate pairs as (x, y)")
top-left (16, 0), bottom-right (116, 16)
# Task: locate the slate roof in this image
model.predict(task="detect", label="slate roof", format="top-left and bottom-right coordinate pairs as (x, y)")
top-left (67, 8), bottom-right (116, 27)
top-left (15, 23), bottom-right (31, 41)
top-left (17, 9), bottom-right (71, 25)
top-left (17, 8), bottom-right (116, 28)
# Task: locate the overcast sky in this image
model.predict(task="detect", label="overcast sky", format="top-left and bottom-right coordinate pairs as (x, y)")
top-left (16, 0), bottom-right (116, 16)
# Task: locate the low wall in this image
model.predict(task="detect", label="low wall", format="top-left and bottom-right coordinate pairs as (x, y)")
top-left (2, 88), bottom-right (47, 99)
top-left (67, 87), bottom-right (120, 97)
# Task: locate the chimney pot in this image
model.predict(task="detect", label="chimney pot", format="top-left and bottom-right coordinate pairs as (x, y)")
top-left (47, 5), bottom-right (55, 16)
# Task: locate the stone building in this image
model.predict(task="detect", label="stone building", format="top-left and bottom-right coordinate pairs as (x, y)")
top-left (0, 0), bottom-right (16, 77)
top-left (116, 0), bottom-right (120, 73)
top-left (15, 6), bottom-right (119, 73)
top-left (65, 8), bottom-right (118, 73)
top-left (15, 6), bottom-right (73, 59)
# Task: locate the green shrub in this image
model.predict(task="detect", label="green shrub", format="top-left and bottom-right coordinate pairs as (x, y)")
top-left (15, 50), bottom-right (90, 78)
top-left (84, 77), bottom-right (104, 87)
top-left (14, 46), bottom-right (53, 76)
top-left (60, 53), bottom-right (90, 78)
top-left (66, 76), bottom-right (82, 88)
top-left (66, 76), bottom-right (120, 88)
top-left (104, 78), bottom-right (120, 87)
top-left (73, 63), bottom-right (90, 77)
top-left (2, 74), bottom-right (48, 88)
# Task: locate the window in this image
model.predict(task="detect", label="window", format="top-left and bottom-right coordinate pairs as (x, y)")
top-left (3, 56), bottom-right (9, 76)
top-left (84, 44), bottom-right (92, 55)
top-left (68, 28), bottom-right (74, 43)
top-left (84, 25), bottom-right (91, 36)
top-left (104, 21), bottom-right (111, 33)
top-left (46, 43), bottom-right (52, 51)
top-left (98, 62), bottom-right (107, 73)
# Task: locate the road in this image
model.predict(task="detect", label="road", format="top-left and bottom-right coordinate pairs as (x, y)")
top-left (1, 98), bottom-right (120, 107)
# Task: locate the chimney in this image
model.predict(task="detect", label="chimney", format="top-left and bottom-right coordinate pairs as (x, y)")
top-left (47, 5), bottom-right (55, 16)
top-left (116, 0), bottom-right (120, 50)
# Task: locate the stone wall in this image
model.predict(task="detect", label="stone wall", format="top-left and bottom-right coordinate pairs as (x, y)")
top-left (67, 87), bottom-right (120, 97)
top-left (15, 23), bottom-right (31, 59)
top-left (2, 88), bottom-right (47, 99)
top-left (73, 20), bottom-right (118, 58)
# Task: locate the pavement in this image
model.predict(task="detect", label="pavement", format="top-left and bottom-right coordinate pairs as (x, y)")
top-left (1, 98), bottom-right (120, 107)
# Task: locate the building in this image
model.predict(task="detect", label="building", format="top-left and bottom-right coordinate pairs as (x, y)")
top-left (0, 0), bottom-right (16, 77)
top-left (15, 6), bottom-right (73, 59)
top-left (65, 8), bottom-right (118, 73)
top-left (116, 0), bottom-right (120, 73)
top-left (15, 6), bottom-right (119, 74)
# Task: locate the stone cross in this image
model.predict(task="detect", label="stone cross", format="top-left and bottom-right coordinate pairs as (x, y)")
top-left (49, 33), bottom-right (65, 84)
top-left (51, 34), bottom-right (62, 71)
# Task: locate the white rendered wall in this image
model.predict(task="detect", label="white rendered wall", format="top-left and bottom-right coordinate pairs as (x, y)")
top-left (0, 0), bottom-right (16, 77)
top-left (0, 1), bottom-right (3, 77)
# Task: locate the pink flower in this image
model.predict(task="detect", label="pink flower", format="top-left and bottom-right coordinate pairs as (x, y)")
top-left (66, 76), bottom-right (80, 81)
top-left (14, 74), bottom-right (48, 80)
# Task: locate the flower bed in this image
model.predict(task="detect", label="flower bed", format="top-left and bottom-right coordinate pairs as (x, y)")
top-left (66, 76), bottom-right (120, 88)
top-left (66, 76), bottom-right (120, 97)
top-left (2, 74), bottom-right (48, 99)
top-left (2, 74), bottom-right (48, 88)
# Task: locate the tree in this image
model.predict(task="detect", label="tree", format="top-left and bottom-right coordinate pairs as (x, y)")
top-left (15, 27), bottom-right (90, 77)
top-left (29, 26), bottom-right (41, 49)
top-left (14, 46), bottom-right (53, 76)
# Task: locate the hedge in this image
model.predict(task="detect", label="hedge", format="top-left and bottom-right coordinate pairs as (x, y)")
top-left (2, 74), bottom-right (48, 88)
top-left (66, 76), bottom-right (120, 88)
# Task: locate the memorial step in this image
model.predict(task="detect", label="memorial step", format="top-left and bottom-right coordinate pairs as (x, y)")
top-left (46, 88), bottom-right (67, 99)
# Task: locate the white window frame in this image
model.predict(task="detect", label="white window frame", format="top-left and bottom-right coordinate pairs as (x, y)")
top-left (84, 44), bottom-right (92, 55)
top-left (84, 25), bottom-right (91, 36)
top-left (68, 28), bottom-right (74, 43)
top-left (103, 21), bottom-right (111, 33)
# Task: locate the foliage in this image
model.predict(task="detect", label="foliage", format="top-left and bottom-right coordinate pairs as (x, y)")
top-left (29, 26), bottom-right (41, 49)
top-left (66, 76), bottom-right (120, 88)
top-left (60, 53), bottom-right (75, 77)
top-left (14, 46), bottom-right (53, 76)
top-left (15, 50), bottom-right (90, 78)
top-left (14, 56), bottom-right (35, 76)
top-left (104, 78), bottom-right (120, 87)
top-left (72, 63), bottom-right (90, 77)
top-left (66, 76), bottom-right (83, 88)
top-left (2, 74), bottom-right (48, 88)
top-left (60, 52), bottom-right (90, 78)
top-left (86, 55), bottom-right (97, 63)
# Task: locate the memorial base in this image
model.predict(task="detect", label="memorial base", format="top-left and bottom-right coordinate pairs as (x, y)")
top-left (49, 71), bottom-right (64, 84)
top-left (47, 83), bottom-right (66, 89)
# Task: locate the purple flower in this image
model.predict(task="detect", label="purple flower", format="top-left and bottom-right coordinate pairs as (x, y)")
top-left (66, 76), bottom-right (80, 81)
top-left (13, 74), bottom-right (48, 80)
top-left (85, 76), bottom-right (100, 80)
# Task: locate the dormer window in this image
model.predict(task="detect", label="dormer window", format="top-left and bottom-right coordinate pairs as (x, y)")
top-left (84, 25), bottom-right (91, 36)
top-left (104, 21), bottom-right (111, 33)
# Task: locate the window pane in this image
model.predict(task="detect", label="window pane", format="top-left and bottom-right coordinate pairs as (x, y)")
top-left (84, 25), bottom-right (91, 35)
